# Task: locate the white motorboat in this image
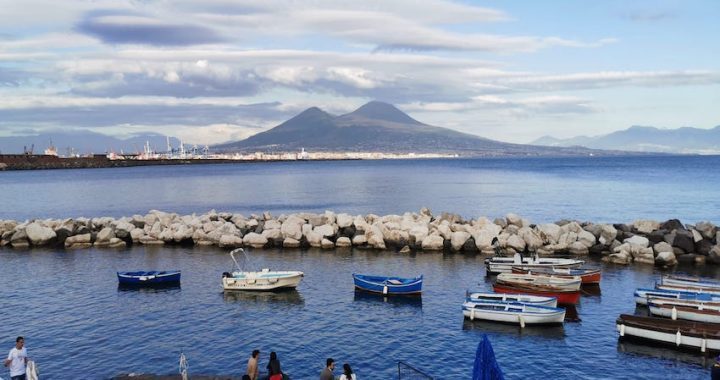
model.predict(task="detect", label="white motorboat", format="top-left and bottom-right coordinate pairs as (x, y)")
top-left (648, 297), bottom-right (720, 323)
top-left (466, 291), bottom-right (557, 308)
top-left (222, 248), bottom-right (304, 291)
top-left (485, 253), bottom-right (584, 275)
top-left (496, 272), bottom-right (582, 292)
top-left (462, 300), bottom-right (565, 326)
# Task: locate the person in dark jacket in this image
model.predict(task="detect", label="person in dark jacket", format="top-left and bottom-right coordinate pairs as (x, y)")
top-left (266, 351), bottom-right (282, 380)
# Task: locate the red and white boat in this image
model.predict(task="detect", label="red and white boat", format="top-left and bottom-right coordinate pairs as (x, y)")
top-left (511, 267), bottom-right (601, 285)
top-left (493, 273), bottom-right (582, 305)
top-left (492, 283), bottom-right (581, 305)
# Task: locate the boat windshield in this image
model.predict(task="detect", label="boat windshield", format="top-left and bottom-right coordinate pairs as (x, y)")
top-left (230, 248), bottom-right (256, 272)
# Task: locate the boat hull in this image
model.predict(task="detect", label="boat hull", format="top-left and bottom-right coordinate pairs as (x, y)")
top-left (353, 274), bottom-right (423, 295)
top-left (648, 300), bottom-right (720, 323)
top-left (117, 271), bottom-right (181, 286)
top-left (467, 292), bottom-right (557, 308)
top-left (512, 267), bottom-right (601, 284)
top-left (485, 257), bottom-right (584, 275)
top-left (634, 288), bottom-right (720, 305)
top-left (222, 271), bottom-right (303, 291)
top-left (493, 284), bottom-right (581, 305)
top-left (496, 273), bottom-right (581, 292)
top-left (662, 275), bottom-right (720, 290)
top-left (616, 314), bottom-right (720, 353)
top-left (462, 301), bottom-right (565, 325)
top-left (657, 284), bottom-right (720, 296)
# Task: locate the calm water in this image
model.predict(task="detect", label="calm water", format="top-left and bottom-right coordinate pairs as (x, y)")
top-left (1, 155), bottom-right (719, 223)
top-left (1, 156), bottom-right (720, 379)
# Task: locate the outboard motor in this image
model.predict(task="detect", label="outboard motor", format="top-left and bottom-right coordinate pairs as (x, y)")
top-left (222, 272), bottom-right (231, 278)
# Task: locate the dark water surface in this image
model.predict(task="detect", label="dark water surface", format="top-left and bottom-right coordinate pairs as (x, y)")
top-left (1, 155), bottom-right (719, 223)
top-left (1, 247), bottom-right (718, 379)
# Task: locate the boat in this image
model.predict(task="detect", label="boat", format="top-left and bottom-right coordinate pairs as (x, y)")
top-left (492, 283), bottom-right (581, 305)
top-left (462, 300), bottom-right (565, 326)
top-left (648, 298), bottom-right (720, 323)
top-left (117, 270), bottom-right (180, 286)
top-left (616, 314), bottom-right (720, 353)
top-left (511, 267), bottom-right (601, 285)
top-left (496, 273), bottom-right (581, 291)
top-left (656, 283), bottom-right (720, 296)
top-left (634, 287), bottom-right (720, 305)
top-left (466, 291), bottom-right (557, 308)
top-left (222, 248), bottom-right (304, 291)
top-left (661, 275), bottom-right (720, 290)
top-left (352, 274), bottom-right (423, 295)
top-left (485, 253), bottom-right (584, 275)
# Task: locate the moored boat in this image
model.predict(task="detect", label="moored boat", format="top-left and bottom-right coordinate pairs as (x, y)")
top-left (117, 270), bottom-right (181, 286)
top-left (485, 254), bottom-right (584, 275)
top-left (648, 298), bottom-right (720, 323)
top-left (661, 275), bottom-right (720, 290)
top-left (496, 273), bottom-right (582, 291)
top-left (462, 300), bottom-right (565, 326)
top-left (634, 288), bottom-right (720, 305)
top-left (353, 273), bottom-right (423, 295)
top-left (222, 248), bottom-right (304, 291)
top-left (492, 283), bottom-right (581, 305)
top-left (616, 314), bottom-right (720, 353)
top-left (656, 283), bottom-right (720, 296)
top-left (511, 267), bottom-right (601, 285)
top-left (466, 291), bottom-right (557, 308)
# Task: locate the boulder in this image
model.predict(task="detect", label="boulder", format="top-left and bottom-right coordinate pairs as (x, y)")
top-left (399, 245), bottom-right (412, 253)
top-left (505, 213), bottom-right (523, 227)
top-left (696, 239), bottom-right (714, 256)
top-left (568, 241), bottom-right (589, 255)
top-left (321, 238), bottom-right (335, 249)
top-left (96, 227), bottom-right (115, 243)
top-left (647, 230), bottom-right (666, 244)
top-left (421, 234), bottom-right (445, 251)
top-left (64, 233), bottom-right (92, 249)
top-left (281, 216), bottom-right (304, 240)
top-left (653, 242), bottom-right (673, 254)
top-left (537, 224), bottom-right (562, 244)
top-left (603, 252), bottom-right (632, 265)
top-left (672, 231), bottom-right (695, 253)
top-left (709, 245), bottom-right (720, 265)
top-left (633, 220), bottom-right (659, 234)
top-left (655, 251), bottom-right (677, 266)
top-left (624, 235), bottom-right (649, 248)
top-left (25, 222), bottom-right (56, 246)
top-left (264, 220), bottom-right (282, 230)
top-left (695, 221), bottom-right (716, 240)
top-left (283, 238), bottom-right (301, 248)
top-left (114, 221), bottom-right (136, 239)
top-left (107, 237), bottom-right (127, 248)
top-left (336, 214), bottom-right (353, 228)
top-left (577, 230), bottom-right (596, 248)
top-left (518, 227), bottom-right (543, 251)
top-left (660, 219), bottom-right (684, 231)
top-left (336, 237), bottom-right (352, 248)
top-left (306, 231), bottom-right (324, 248)
top-left (314, 224), bottom-right (337, 238)
top-left (352, 234), bottom-right (368, 246)
top-left (138, 235), bottom-right (165, 245)
top-left (450, 231), bottom-right (471, 251)
top-left (366, 226), bottom-right (386, 249)
top-left (505, 234), bottom-right (526, 252)
top-left (242, 233), bottom-right (267, 248)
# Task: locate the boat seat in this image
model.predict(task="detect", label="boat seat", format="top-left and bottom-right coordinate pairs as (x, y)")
top-left (387, 279), bottom-right (403, 285)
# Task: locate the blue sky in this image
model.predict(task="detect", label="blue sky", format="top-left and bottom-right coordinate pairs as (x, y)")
top-left (0, 0), bottom-right (717, 145)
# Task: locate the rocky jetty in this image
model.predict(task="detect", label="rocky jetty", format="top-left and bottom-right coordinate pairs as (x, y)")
top-left (1, 209), bottom-right (718, 267)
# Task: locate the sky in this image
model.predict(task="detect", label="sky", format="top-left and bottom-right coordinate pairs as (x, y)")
top-left (0, 0), bottom-right (718, 145)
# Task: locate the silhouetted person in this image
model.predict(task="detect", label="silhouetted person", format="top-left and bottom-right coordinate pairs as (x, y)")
top-left (266, 351), bottom-right (283, 380)
top-left (339, 363), bottom-right (356, 380)
top-left (319, 358), bottom-right (335, 380)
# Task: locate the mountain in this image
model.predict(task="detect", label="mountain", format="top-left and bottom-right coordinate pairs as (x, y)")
top-left (215, 101), bottom-right (616, 156)
top-left (0, 130), bottom-right (181, 155)
top-left (531, 125), bottom-right (720, 154)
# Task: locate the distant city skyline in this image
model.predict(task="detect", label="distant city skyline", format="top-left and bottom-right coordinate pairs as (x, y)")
top-left (0, 0), bottom-right (718, 145)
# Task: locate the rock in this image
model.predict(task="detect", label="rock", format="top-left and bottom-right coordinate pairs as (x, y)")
top-left (577, 230), bottom-right (596, 248)
top-left (96, 227), bottom-right (115, 243)
top-left (660, 219), bottom-right (684, 231)
top-left (264, 220), bottom-right (282, 230)
top-left (696, 239), bottom-right (713, 256)
top-left (366, 226), bottom-right (386, 249)
top-left (352, 234), bottom-right (367, 246)
top-left (242, 233), bottom-right (267, 248)
top-left (262, 211), bottom-right (272, 221)
top-left (64, 233), bottom-right (92, 249)
top-left (306, 231), bottom-right (323, 248)
top-left (336, 214), bottom-right (353, 228)
top-left (695, 221), bottom-right (716, 239)
top-left (281, 216), bottom-right (304, 240)
top-left (624, 235), bottom-right (649, 248)
top-left (672, 230), bottom-right (695, 253)
top-left (633, 219), bottom-right (659, 234)
top-left (613, 223), bottom-right (631, 233)
top-left (709, 245), bottom-right (720, 264)
top-left (283, 238), bottom-right (301, 248)
top-left (172, 224), bottom-right (194, 242)
top-left (399, 245), bottom-right (411, 254)
top-left (114, 221), bottom-right (135, 239)
top-left (384, 229), bottom-right (409, 248)
top-left (321, 238), bottom-right (335, 249)
top-left (336, 237), bottom-right (352, 247)
top-left (25, 222), bottom-right (56, 246)
top-left (589, 243), bottom-right (606, 255)
top-left (493, 218), bottom-right (507, 229)
top-left (603, 252), bottom-right (632, 265)
top-left (647, 230), bottom-right (666, 244)
top-left (462, 237), bottom-right (479, 253)
top-left (420, 207), bottom-right (432, 217)
top-left (695, 255), bottom-right (707, 265)
top-left (569, 241), bottom-right (589, 255)
top-left (653, 242), bottom-right (673, 254)
top-left (505, 213), bottom-right (523, 227)
top-left (505, 234), bottom-right (526, 252)
top-left (421, 234), bottom-right (445, 251)
top-left (518, 227), bottom-right (543, 251)
top-left (450, 231), bottom-right (471, 251)
top-left (655, 251), bottom-right (677, 266)
top-left (314, 224), bottom-right (337, 238)
top-left (138, 235), bottom-right (165, 245)
top-left (107, 237), bottom-right (127, 248)
top-left (537, 224), bottom-right (561, 244)
top-left (690, 229), bottom-right (703, 243)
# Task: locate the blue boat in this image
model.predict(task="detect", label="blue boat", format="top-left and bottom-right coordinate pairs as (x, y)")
top-left (352, 273), bottom-right (422, 295)
top-left (117, 270), bottom-right (181, 286)
top-left (634, 287), bottom-right (720, 305)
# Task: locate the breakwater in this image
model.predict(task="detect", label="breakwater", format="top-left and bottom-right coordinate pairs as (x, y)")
top-left (0, 154), bottom-right (294, 170)
top-left (1, 209), bottom-right (718, 267)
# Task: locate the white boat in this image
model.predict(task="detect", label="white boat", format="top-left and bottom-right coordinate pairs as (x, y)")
top-left (222, 248), bottom-right (304, 291)
top-left (485, 253), bottom-right (584, 274)
top-left (466, 291), bottom-right (557, 308)
top-left (496, 272), bottom-right (582, 292)
top-left (462, 301), bottom-right (565, 326)
top-left (661, 275), bottom-right (720, 290)
top-left (634, 288), bottom-right (720, 305)
top-left (648, 298), bottom-right (720, 323)
top-left (656, 283), bottom-right (720, 296)
top-left (616, 314), bottom-right (720, 353)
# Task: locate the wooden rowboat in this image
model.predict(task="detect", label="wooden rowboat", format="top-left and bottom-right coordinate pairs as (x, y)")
top-left (634, 288), bottom-right (720, 305)
top-left (466, 291), bottom-right (557, 308)
top-left (485, 255), bottom-right (584, 275)
top-left (496, 273), bottom-right (581, 292)
top-left (511, 267), bottom-right (601, 285)
top-left (117, 270), bottom-right (180, 286)
top-left (492, 283), bottom-right (581, 305)
top-left (353, 274), bottom-right (423, 295)
top-left (662, 275), bottom-right (720, 290)
top-left (462, 301), bottom-right (565, 326)
top-left (648, 298), bottom-right (720, 323)
top-left (616, 314), bottom-right (720, 353)
top-left (657, 283), bottom-right (720, 296)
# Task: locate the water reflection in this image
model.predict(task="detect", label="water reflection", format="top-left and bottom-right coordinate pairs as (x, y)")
top-left (461, 319), bottom-right (566, 340)
top-left (564, 305), bottom-right (580, 322)
top-left (352, 289), bottom-right (423, 309)
top-left (618, 339), bottom-right (711, 368)
top-left (117, 283), bottom-right (181, 293)
top-left (222, 289), bottom-right (305, 305)
top-left (581, 284), bottom-right (601, 297)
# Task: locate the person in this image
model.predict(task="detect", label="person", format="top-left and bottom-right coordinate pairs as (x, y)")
top-left (319, 358), bottom-right (335, 380)
top-left (246, 349), bottom-right (260, 380)
top-left (242, 376), bottom-right (251, 380)
top-left (266, 351), bottom-right (282, 380)
top-left (338, 363), bottom-right (356, 380)
top-left (712, 355), bottom-right (720, 380)
top-left (4, 337), bottom-right (28, 380)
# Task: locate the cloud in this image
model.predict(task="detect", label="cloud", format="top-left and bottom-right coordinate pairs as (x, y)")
top-left (76, 12), bottom-right (224, 46)
top-left (403, 95), bottom-right (598, 115)
top-left (504, 70), bottom-right (720, 90)
top-left (621, 10), bottom-right (678, 22)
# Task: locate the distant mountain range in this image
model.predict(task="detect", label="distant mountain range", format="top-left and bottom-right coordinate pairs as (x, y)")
top-left (0, 130), bottom-right (180, 155)
top-left (531, 125), bottom-right (720, 154)
top-left (214, 101), bottom-right (623, 156)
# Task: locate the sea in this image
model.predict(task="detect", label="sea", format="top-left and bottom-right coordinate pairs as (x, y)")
top-left (1, 155), bottom-right (720, 379)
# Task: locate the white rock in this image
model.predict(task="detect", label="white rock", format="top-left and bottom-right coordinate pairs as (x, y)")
top-left (518, 227), bottom-right (543, 251)
top-left (242, 233), bottom-right (267, 248)
top-left (577, 230), bottom-right (596, 248)
top-left (691, 229), bottom-right (703, 243)
top-left (336, 237), bottom-right (352, 247)
top-left (537, 224), bottom-right (562, 244)
top-left (599, 224), bottom-right (618, 246)
top-left (96, 227), bottom-right (115, 243)
top-left (437, 223), bottom-right (452, 240)
top-left (421, 234), bottom-right (445, 251)
top-left (25, 222), bottom-right (56, 246)
top-left (505, 213), bottom-right (523, 227)
top-left (450, 231), bottom-right (471, 251)
top-left (264, 220), bottom-right (282, 230)
top-left (366, 225), bottom-right (386, 249)
top-left (624, 235), bottom-right (649, 248)
top-left (306, 231), bottom-right (323, 248)
top-left (130, 228), bottom-right (145, 242)
top-left (695, 221), bottom-right (716, 240)
top-left (633, 219), bottom-right (660, 234)
top-left (262, 228), bottom-right (283, 241)
top-left (336, 214), bottom-right (353, 228)
top-left (283, 238), bottom-right (300, 248)
top-left (656, 251), bottom-right (677, 266)
top-left (569, 241), bottom-right (589, 255)
top-left (505, 234), bottom-right (526, 252)
top-left (352, 234), bottom-right (368, 246)
top-left (314, 224), bottom-right (337, 238)
top-left (653, 242), bottom-right (673, 254)
top-left (321, 238), bottom-right (335, 249)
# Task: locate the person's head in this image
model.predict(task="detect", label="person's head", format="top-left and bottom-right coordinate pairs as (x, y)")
top-left (270, 351), bottom-right (277, 361)
top-left (343, 363), bottom-right (353, 376)
top-left (252, 349), bottom-right (260, 358)
top-left (15, 336), bottom-right (24, 349)
top-left (326, 358), bottom-right (335, 370)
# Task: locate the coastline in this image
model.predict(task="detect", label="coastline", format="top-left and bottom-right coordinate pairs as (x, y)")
top-left (2, 209), bottom-right (717, 267)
